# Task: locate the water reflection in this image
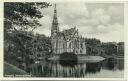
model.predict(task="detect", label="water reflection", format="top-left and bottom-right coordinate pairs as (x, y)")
top-left (85, 62), bottom-right (101, 74)
top-left (30, 58), bottom-right (124, 77)
top-left (102, 58), bottom-right (124, 71)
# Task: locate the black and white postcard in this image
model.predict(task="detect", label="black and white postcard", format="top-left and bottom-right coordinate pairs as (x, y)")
top-left (1, 0), bottom-right (128, 80)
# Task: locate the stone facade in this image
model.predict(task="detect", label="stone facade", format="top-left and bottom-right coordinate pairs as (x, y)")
top-left (51, 5), bottom-right (86, 54)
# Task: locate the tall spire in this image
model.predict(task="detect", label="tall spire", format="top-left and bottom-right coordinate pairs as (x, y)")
top-left (54, 4), bottom-right (57, 13)
top-left (51, 4), bottom-right (59, 36)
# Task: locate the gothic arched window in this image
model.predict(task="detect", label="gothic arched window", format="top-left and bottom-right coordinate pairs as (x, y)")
top-left (69, 42), bottom-right (72, 48)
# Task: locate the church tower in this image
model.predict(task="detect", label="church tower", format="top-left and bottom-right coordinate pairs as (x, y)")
top-left (51, 4), bottom-right (59, 36)
top-left (51, 4), bottom-right (59, 54)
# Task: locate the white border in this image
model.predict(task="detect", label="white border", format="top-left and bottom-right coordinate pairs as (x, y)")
top-left (0, 0), bottom-right (4, 80)
top-left (0, 0), bottom-right (128, 80)
top-left (124, 2), bottom-right (128, 81)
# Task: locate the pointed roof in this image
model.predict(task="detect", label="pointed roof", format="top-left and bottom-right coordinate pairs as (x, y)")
top-left (62, 27), bottom-right (77, 36)
top-left (52, 4), bottom-right (58, 23)
top-left (54, 4), bottom-right (57, 13)
top-left (51, 4), bottom-right (59, 36)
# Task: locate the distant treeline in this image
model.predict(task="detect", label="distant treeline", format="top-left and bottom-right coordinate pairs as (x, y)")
top-left (84, 38), bottom-right (124, 57)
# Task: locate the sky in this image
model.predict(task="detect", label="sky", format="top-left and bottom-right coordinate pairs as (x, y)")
top-left (34, 2), bottom-right (124, 42)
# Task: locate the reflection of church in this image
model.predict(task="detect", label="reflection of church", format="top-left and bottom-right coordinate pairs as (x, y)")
top-left (51, 5), bottom-right (86, 54)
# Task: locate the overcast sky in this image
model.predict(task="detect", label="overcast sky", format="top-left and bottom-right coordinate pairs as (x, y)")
top-left (34, 2), bottom-right (124, 42)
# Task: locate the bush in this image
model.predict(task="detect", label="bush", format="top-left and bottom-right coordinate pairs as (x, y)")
top-left (59, 52), bottom-right (77, 61)
top-left (59, 52), bottom-right (78, 67)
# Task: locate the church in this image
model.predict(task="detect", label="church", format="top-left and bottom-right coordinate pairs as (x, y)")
top-left (51, 5), bottom-right (86, 54)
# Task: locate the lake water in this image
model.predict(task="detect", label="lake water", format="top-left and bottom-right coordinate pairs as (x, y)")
top-left (31, 58), bottom-right (124, 78)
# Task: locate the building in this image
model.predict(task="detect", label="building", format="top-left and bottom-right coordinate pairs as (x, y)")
top-left (51, 5), bottom-right (86, 54)
top-left (117, 42), bottom-right (124, 56)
